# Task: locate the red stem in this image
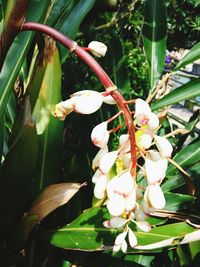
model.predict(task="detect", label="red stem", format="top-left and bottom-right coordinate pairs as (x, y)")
top-left (21, 22), bottom-right (137, 177)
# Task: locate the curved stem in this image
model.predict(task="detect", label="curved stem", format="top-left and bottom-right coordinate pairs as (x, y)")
top-left (21, 22), bottom-right (136, 177)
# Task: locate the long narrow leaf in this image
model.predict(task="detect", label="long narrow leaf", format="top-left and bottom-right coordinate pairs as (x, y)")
top-left (142, 0), bottom-right (167, 89)
top-left (152, 77), bottom-right (200, 110)
top-left (0, 0), bottom-right (51, 121)
top-left (174, 42), bottom-right (200, 71)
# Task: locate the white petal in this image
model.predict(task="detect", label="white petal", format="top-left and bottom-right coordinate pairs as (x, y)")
top-left (94, 175), bottom-right (108, 199)
top-left (92, 169), bottom-right (104, 183)
top-left (135, 221), bottom-right (151, 232)
top-left (113, 244), bottom-right (121, 253)
top-left (113, 171), bottom-right (135, 196)
top-left (107, 195), bottom-right (126, 217)
top-left (137, 132), bottom-right (153, 149)
top-left (128, 228), bottom-right (137, 248)
top-left (148, 113), bottom-right (159, 130)
top-left (125, 190), bottom-right (136, 212)
top-left (135, 99), bottom-right (151, 126)
top-left (88, 41), bottom-right (107, 57)
top-left (72, 90), bottom-right (103, 114)
top-left (145, 158), bottom-right (167, 184)
top-left (154, 135), bottom-right (173, 158)
top-left (92, 146), bottom-right (109, 169)
top-left (120, 153), bottom-right (132, 169)
top-left (99, 151), bottom-right (118, 174)
top-left (121, 240), bottom-right (128, 253)
top-left (180, 229), bottom-right (200, 244)
top-left (147, 184), bottom-right (166, 209)
top-left (103, 94), bottom-right (116, 105)
top-left (53, 99), bottom-right (74, 120)
top-left (91, 122), bottom-right (109, 148)
top-left (103, 217), bottom-right (127, 229)
top-left (115, 231), bottom-right (127, 245)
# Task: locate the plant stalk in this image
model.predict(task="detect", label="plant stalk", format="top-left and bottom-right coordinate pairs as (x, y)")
top-left (21, 22), bottom-right (137, 177)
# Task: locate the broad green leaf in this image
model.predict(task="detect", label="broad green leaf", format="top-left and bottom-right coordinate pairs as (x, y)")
top-left (152, 77), bottom-right (200, 111)
top-left (166, 139), bottom-right (200, 176)
top-left (46, 206), bottom-right (199, 252)
top-left (56, 0), bottom-right (95, 63)
top-left (142, 0), bottom-right (167, 89)
top-left (0, 96), bottom-right (39, 232)
top-left (0, 0), bottom-right (51, 121)
top-left (33, 46), bottom-right (63, 190)
top-left (165, 192), bottom-right (195, 211)
top-left (106, 32), bottom-right (131, 97)
top-left (22, 183), bottom-right (83, 239)
top-left (174, 42), bottom-right (200, 70)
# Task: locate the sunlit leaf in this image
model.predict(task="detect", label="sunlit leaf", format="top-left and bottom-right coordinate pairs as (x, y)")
top-left (32, 45), bottom-right (63, 190)
top-left (142, 0), bottom-right (167, 89)
top-left (174, 42), bottom-right (200, 70)
top-left (45, 207), bottom-right (200, 252)
top-left (152, 77), bottom-right (200, 111)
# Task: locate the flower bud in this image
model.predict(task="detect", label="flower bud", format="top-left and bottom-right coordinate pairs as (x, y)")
top-left (145, 157), bottom-right (167, 185)
top-left (92, 146), bottom-right (108, 169)
top-left (71, 90), bottom-right (103, 114)
top-left (52, 99), bottom-right (74, 120)
top-left (99, 150), bottom-right (118, 174)
top-left (107, 195), bottom-right (126, 216)
top-left (103, 217), bottom-right (127, 229)
top-left (94, 175), bottom-right (108, 199)
top-left (154, 135), bottom-right (173, 158)
top-left (91, 122), bottom-right (109, 148)
top-left (88, 41), bottom-right (107, 57)
top-left (128, 228), bottom-right (137, 248)
top-left (145, 184), bottom-right (166, 209)
top-left (135, 99), bottom-right (151, 126)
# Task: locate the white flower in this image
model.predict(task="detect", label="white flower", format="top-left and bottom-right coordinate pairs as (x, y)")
top-left (71, 90), bottom-right (103, 114)
top-left (145, 154), bottom-right (168, 185)
top-left (99, 150), bottom-right (118, 174)
top-left (91, 122), bottom-right (109, 148)
top-left (106, 171), bottom-right (136, 216)
top-left (107, 170), bottom-right (135, 198)
top-left (88, 41), bottom-right (107, 57)
top-left (135, 99), bottom-right (159, 130)
top-left (53, 90), bottom-right (103, 119)
top-left (154, 135), bottom-right (173, 158)
top-left (113, 231), bottom-right (128, 253)
top-left (107, 195), bottom-right (126, 216)
top-left (144, 184), bottom-right (166, 210)
top-left (92, 146), bottom-right (108, 170)
top-left (103, 217), bottom-right (127, 229)
top-left (137, 132), bottom-right (153, 149)
top-left (102, 94), bottom-right (116, 105)
top-left (52, 99), bottom-right (74, 120)
top-left (94, 175), bottom-right (108, 199)
top-left (91, 169), bottom-right (105, 183)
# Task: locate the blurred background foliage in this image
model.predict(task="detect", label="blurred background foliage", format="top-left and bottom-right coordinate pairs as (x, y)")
top-left (0, 0), bottom-right (200, 266)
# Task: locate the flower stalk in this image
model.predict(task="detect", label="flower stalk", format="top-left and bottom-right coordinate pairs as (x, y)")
top-left (21, 21), bottom-right (137, 177)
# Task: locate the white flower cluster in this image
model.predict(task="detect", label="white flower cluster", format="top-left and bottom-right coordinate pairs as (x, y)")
top-left (91, 98), bottom-right (173, 253)
top-left (53, 91), bottom-right (173, 253)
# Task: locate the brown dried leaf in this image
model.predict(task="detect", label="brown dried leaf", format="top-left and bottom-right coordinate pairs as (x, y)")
top-left (22, 182), bottom-right (85, 239)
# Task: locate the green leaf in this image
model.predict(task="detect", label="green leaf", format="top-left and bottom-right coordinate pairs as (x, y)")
top-left (106, 32), bottom-right (131, 97)
top-left (125, 254), bottom-right (154, 267)
top-left (152, 77), bottom-right (200, 111)
top-left (55, 0), bottom-right (95, 63)
top-left (45, 206), bottom-right (199, 252)
top-left (32, 46), bottom-right (63, 190)
top-left (165, 192), bottom-right (195, 211)
top-left (174, 42), bottom-right (200, 70)
top-left (0, 0), bottom-right (51, 121)
top-left (0, 97), bottom-right (39, 232)
top-left (142, 0), bottom-right (167, 89)
top-left (166, 139), bottom-right (200, 176)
